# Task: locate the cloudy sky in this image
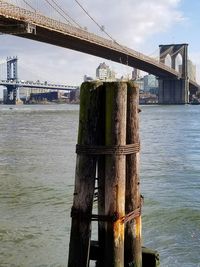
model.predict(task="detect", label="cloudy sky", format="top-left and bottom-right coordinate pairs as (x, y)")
top-left (1, 0), bottom-right (200, 87)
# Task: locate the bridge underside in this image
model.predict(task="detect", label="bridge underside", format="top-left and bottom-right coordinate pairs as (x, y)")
top-left (158, 78), bottom-right (189, 104)
top-left (0, 16), bottom-right (178, 79)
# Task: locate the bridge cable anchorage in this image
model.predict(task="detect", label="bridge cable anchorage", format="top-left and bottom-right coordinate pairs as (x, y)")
top-left (43, 0), bottom-right (81, 28)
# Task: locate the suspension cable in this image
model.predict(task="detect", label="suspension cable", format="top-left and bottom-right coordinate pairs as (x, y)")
top-left (21, 0), bottom-right (36, 12)
top-left (73, 0), bottom-right (133, 66)
top-left (49, 0), bottom-right (82, 28)
top-left (44, 0), bottom-right (73, 25)
top-left (74, 0), bottom-right (117, 43)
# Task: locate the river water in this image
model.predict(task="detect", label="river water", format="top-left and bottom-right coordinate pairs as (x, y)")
top-left (0, 104), bottom-right (199, 267)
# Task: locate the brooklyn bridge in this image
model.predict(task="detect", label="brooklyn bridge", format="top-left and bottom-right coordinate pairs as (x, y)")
top-left (0, 0), bottom-right (199, 104)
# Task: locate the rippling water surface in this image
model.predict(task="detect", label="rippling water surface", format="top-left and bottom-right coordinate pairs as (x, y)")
top-left (0, 104), bottom-right (199, 267)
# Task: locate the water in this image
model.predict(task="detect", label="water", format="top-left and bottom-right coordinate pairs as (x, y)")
top-left (0, 104), bottom-right (199, 267)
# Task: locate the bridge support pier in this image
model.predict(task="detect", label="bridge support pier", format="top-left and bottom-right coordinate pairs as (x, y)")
top-left (158, 78), bottom-right (189, 104)
top-left (158, 43), bottom-right (189, 104)
top-left (5, 86), bottom-right (19, 105)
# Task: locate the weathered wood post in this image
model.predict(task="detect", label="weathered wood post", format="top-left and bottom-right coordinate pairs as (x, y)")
top-left (68, 81), bottom-right (159, 267)
top-left (104, 82), bottom-right (127, 267)
top-left (68, 82), bottom-right (103, 267)
top-left (125, 82), bottom-right (142, 267)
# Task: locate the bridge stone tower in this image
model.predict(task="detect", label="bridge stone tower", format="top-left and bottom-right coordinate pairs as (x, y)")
top-left (6, 56), bottom-right (19, 104)
top-left (158, 44), bottom-right (189, 104)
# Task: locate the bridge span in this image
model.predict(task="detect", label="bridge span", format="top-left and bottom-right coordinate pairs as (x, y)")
top-left (0, 56), bottom-right (79, 104)
top-left (0, 80), bottom-right (79, 91)
top-left (0, 1), bottom-right (199, 104)
top-left (0, 1), bottom-right (180, 78)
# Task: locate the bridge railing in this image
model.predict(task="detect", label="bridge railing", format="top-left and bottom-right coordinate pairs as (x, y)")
top-left (0, 79), bottom-right (79, 89)
top-left (0, 1), bottom-right (180, 77)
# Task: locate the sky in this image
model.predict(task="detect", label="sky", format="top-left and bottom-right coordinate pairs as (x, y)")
top-left (1, 0), bottom-right (200, 88)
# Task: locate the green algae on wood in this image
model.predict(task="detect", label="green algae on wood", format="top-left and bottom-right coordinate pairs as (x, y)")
top-left (68, 82), bottom-right (104, 267)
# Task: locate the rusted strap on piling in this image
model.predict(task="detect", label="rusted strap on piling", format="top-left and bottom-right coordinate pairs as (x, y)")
top-left (92, 208), bottom-right (142, 223)
top-left (120, 208), bottom-right (141, 224)
top-left (76, 143), bottom-right (140, 155)
top-left (71, 207), bottom-right (142, 224)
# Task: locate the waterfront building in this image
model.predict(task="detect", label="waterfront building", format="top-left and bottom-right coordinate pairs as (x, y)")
top-left (18, 86), bottom-right (50, 102)
top-left (135, 77), bottom-right (144, 91)
top-left (96, 62), bottom-right (115, 80)
top-left (132, 68), bottom-right (140, 80)
top-left (143, 74), bottom-right (158, 92)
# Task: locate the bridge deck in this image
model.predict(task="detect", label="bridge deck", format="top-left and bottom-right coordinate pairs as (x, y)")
top-left (0, 80), bottom-right (78, 90)
top-left (0, 0), bottom-right (181, 79)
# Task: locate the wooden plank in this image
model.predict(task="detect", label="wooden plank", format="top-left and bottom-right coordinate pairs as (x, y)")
top-left (68, 82), bottom-right (104, 267)
top-left (125, 82), bottom-right (142, 267)
top-left (104, 82), bottom-right (127, 267)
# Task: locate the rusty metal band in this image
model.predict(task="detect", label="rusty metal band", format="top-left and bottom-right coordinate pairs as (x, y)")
top-left (76, 143), bottom-right (140, 155)
top-left (71, 207), bottom-right (141, 223)
top-left (120, 208), bottom-right (141, 224)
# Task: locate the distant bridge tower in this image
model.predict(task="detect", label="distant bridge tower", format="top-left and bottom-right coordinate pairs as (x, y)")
top-left (7, 56), bottom-right (18, 80)
top-left (5, 56), bottom-right (20, 104)
top-left (158, 44), bottom-right (189, 104)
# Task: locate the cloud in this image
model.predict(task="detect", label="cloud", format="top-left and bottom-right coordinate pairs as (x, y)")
top-left (64, 0), bottom-right (185, 47)
top-left (5, 0), bottom-right (184, 47)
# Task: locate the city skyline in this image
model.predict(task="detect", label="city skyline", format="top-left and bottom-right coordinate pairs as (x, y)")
top-left (0, 0), bottom-right (200, 86)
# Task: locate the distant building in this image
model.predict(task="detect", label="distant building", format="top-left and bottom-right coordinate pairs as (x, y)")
top-left (132, 68), bottom-right (140, 80)
top-left (19, 87), bottom-right (50, 101)
top-left (29, 91), bottom-right (60, 102)
top-left (143, 74), bottom-right (158, 92)
top-left (135, 77), bottom-right (144, 91)
top-left (96, 62), bottom-right (115, 80)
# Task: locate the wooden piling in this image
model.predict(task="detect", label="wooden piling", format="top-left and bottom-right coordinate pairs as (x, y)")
top-left (125, 82), bottom-right (142, 267)
top-left (68, 82), bottom-right (104, 267)
top-left (90, 242), bottom-right (159, 267)
top-left (68, 81), bottom-right (159, 267)
top-left (96, 86), bottom-right (106, 267)
top-left (97, 153), bottom-right (106, 267)
top-left (104, 82), bottom-right (127, 267)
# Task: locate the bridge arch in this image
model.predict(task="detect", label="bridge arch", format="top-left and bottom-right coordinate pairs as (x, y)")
top-left (164, 54), bottom-right (172, 68)
top-left (159, 43), bottom-right (188, 78)
top-left (158, 44), bottom-right (189, 104)
top-left (175, 53), bottom-right (183, 73)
